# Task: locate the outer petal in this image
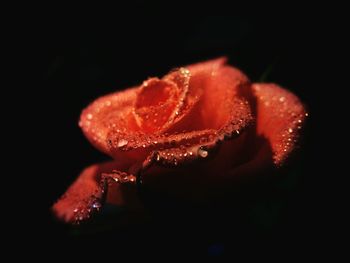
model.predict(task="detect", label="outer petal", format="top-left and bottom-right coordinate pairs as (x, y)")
top-left (79, 87), bottom-right (139, 157)
top-left (52, 161), bottom-right (138, 224)
top-left (252, 83), bottom-right (308, 165)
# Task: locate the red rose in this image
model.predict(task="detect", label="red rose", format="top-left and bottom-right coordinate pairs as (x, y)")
top-left (52, 58), bottom-right (307, 224)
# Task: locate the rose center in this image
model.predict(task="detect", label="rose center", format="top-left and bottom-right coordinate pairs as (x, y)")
top-left (133, 68), bottom-right (190, 133)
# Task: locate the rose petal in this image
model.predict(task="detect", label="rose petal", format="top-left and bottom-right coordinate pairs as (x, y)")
top-left (252, 83), bottom-right (308, 165)
top-left (80, 87), bottom-right (139, 156)
top-left (52, 161), bottom-right (137, 224)
top-left (166, 58), bottom-right (251, 132)
top-left (133, 76), bottom-right (185, 133)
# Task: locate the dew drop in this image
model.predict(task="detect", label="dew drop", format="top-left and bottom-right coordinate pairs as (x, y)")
top-left (92, 201), bottom-right (101, 210)
top-left (87, 113), bottom-right (93, 120)
top-left (198, 147), bottom-right (208, 158)
top-left (288, 128), bottom-right (293, 133)
top-left (279, 97), bottom-right (285, 102)
top-left (117, 139), bottom-right (128, 148)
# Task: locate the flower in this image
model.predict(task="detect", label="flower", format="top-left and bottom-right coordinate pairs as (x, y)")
top-left (52, 58), bottom-right (307, 224)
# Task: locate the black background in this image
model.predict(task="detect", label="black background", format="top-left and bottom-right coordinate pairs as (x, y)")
top-left (40, 6), bottom-right (341, 258)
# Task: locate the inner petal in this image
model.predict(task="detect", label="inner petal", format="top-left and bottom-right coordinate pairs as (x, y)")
top-left (133, 68), bottom-right (191, 133)
top-left (134, 78), bottom-right (179, 133)
top-left (136, 78), bottom-right (177, 108)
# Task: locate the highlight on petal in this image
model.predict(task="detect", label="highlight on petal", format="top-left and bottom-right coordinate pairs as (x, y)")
top-left (52, 161), bottom-right (137, 224)
top-left (252, 83), bottom-right (308, 165)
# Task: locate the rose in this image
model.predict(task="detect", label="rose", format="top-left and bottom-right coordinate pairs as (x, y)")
top-left (52, 58), bottom-right (307, 224)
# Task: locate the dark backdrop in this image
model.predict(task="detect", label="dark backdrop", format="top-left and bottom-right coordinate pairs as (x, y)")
top-left (41, 9), bottom-right (338, 258)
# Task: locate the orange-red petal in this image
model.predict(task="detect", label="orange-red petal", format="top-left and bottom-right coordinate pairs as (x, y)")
top-left (252, 83), bottom-right (308, 165)
top-left (52, 161), bottom-right (136, 224)
top-left (79, 87), bottom-right (139, 156)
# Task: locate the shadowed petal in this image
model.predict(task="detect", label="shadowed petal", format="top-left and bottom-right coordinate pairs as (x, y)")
top-left (52, 161), bottom-right (138, 224)
top-left (252, 83), bottom-right (308, 165)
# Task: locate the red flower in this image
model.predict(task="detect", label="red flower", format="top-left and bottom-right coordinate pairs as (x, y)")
top-left (52, 58), bottom-right (307, 224)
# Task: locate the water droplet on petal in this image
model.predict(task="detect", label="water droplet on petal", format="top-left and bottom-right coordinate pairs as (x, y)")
top-left (117, 139), bottom-right (128, 148)
top-left (92, 201), bottom-right (101, 210)
top-left (198, 147), bottom-right (208, 158)
top-left (87, 113), bottom-right (93, 120)
top-left (288, 128), bottom-right (293, 133)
